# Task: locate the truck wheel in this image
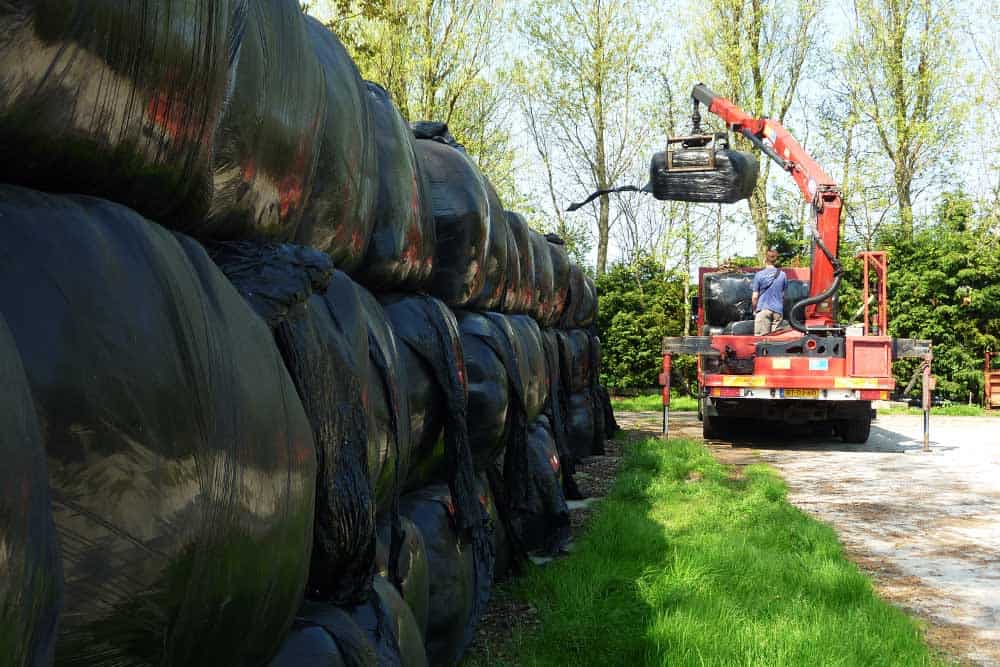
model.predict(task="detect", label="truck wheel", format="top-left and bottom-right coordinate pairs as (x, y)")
top-left (703, 413), bottom-right (725, 439)
top-left (837, 415), bottom-right (871, 443)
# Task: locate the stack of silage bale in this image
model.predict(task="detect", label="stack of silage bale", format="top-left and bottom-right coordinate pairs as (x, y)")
top-left (0, 2), bottom-right (612, 665)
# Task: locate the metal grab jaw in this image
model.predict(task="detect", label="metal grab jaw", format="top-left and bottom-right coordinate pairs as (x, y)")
top-left (665, 134), bottom-right (724, 173)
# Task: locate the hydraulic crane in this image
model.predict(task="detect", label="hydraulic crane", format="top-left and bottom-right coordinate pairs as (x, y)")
top-left (658, 84), bottom-right (932, 443)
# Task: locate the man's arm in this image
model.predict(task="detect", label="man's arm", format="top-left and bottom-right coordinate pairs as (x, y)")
top-left (751, 272), bottom-right (760, 311)
top-left (751, 290), bottom-right (759, 311)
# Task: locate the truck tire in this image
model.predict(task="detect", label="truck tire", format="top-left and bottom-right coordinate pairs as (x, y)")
top-left (702, 412), bottom-right (724, 439)
top-left (837, 415), bottom-right (871, 443)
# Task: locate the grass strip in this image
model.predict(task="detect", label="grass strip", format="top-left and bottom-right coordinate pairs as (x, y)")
top-left (469, 436), bottom-right (943, 666)
top-left (611, 393), bottom-right (697, 412)
top-left (879, 405), bottom-right (987, 417)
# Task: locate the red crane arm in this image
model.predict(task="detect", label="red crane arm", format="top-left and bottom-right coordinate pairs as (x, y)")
top-left (693, 84), bottom-right (842, 325)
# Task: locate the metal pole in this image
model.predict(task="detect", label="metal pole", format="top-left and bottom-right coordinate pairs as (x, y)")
top-left (660, 354), bottom-right (672, 438)
top-left (922, 354), bottom-right (932, 452)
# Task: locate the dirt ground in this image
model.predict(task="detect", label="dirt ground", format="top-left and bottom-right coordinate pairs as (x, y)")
top-left (621, 409), bottom-right (1000, 666)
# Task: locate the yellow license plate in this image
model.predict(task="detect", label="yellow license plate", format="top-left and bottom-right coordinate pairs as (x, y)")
top-left (784, 388), bottom-right (819, 399)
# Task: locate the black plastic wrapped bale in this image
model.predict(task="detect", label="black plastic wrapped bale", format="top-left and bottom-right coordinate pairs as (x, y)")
top-left (566, 391), bottom-right (597, 461)
top-left (507, 315), bottom-right (549, 422)
top-left (546, 236), bottom-right (571, 326)
top-left (702, 271), bottom-right (753, 328)
top-left (576, 275), bottom-right (598, 328)
top-left (478, 474), bottom-right (512, 582)
top-left (645, 147), bottom-right (759, 204)
top-left (0, 315), bottom-right (61, 667)
top-left (206, 0), bottom-right (325, 241)
top-left (400, 487), bottom-right (493, 667)
top-left (469, 179), bottom-right (508, 311)
top-left (210, 242), bottom-right (379, 607)
top-left (0, 0), bottom-right (246, 228)
top-left (529, 229), bottom-right (555, 324)
top-left (559, 329), bottom-right (593, 395)
top-left (783, 279), bottom-right (810, 325)
top-left (378, 294), bottom-right (493, 655)
top-left (394, 344), bottom-right (447, 492)
top-left (372, 576), bottom-right (428, 667)
top-left (268, 623), bottom-right (347, 667)
top-left (504, 212), bottom-right (535, 314)
top-left (295, 17), bottom-right (378, 270)
top-left (417, 139), bottom-right (491, 307)
top-left (376, 517), bottom-right (430, 638)
top-left (501, 217), bottom-right (522, 314)
top-left (356, 288), bottom-right (412, 517)
top-left (541, 330), bottom-right (582, 500)
top-left (457, 312), bottom-right (511, 469)
top-left (0, 186), bottom-right (316, 666)
top-left (356, 83), bottom-right (436, 291)
top-left (518, 416), bottom-right (571, 555)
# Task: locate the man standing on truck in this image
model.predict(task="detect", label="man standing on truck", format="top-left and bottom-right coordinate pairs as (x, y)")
top-left (751, 248), bottom-right (787, 335)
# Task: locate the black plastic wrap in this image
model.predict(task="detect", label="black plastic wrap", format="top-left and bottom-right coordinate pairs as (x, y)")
top-left (417, 139), bottom-right (491, 307)
top-left (588, 331), bottom-right (606, 456)
top-left (541, 329), bottom-right (582, 500)
top-left (457, 312), bottom-right (511, 469)
top-left (577, 275), bottom-right (598, 328)
top-left (376, 517), bottom-right (430, 638)
top-left (273, 576), bottom-right (419, 667)
top-left (645, 149), bottom-right (759, 204)
top-left (559, 329), bottom-right (593, 395)
top-left (0, 1), bottom-right (246, 227)
top-left (356, 288), bottom-right (412, 517)
top-left (566, 391), bottom-right (597, 461)
top-left (478, 474), bottom-right (512, 582)
top-left (356, 83), bottom-right (436, 291)
top-left (400, 487), bottom-right (493, 667)
top-left (395, 344), bottom-right (447, 492)
top-left (504, 212), bottom-right (535, 314)
top-left (295, 17), bottom-right (378, 269)
top-left (546, 236), bottom-right (571, 326)
top-left (519, 416), bottom-right (572, 555)
top-left (379, 294), bottom-right (493, 653)
top-left (0, 315), bottom-right (61, 667)
top-left (508, 315), bottom-right (549, 421)
top-left (0, 186), bottom-right (316, 665)
top-left (206, 0), bottom-right (325, 241)
top-left (703, 272), bottom-right (753, 327)
top-left (529, 230), bottom-right (555, 324)
top-left (469, 180), bottom-right (508, 311)
top-left (209, 242), bottom-right (377, 607)
top-left (703, 272), bottom-right (809, 328)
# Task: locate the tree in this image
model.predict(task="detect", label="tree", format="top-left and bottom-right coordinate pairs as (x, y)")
top-left (687, 0), bottom-right (819, 262)
top-left (880, 191), bottom-right (1000, 401)
top-left (595, 256), bottom-right (690, 391)
top-left (843, 0), bottom-right (966, 238)
top-left (310, 0), bottom-right (521, 203)
top-left (515, 0), bottom-right (653, 276)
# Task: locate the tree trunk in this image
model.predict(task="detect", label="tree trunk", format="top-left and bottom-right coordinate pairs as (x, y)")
top-left (750, 182), bottom-right (769, 262)
top-left (895, 165), bottom-right (914, 238)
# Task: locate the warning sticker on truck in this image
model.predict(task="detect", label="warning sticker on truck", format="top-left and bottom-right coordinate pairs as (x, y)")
top-left (808, 358), bottom-right (829, 371)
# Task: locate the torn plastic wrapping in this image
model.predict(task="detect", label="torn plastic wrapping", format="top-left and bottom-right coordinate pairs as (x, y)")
top-left (541, 329), bottom-right (582, 500)
top-left (518, 416), bottom-right (572, 556)
top-left (469, 180), bottom-right (508, 311)
top-left (356, 83), bottom-right (436, 291)
top-left (506, 315), bottom-right (550, 422)
top-left (400, 487), bottom-right (493, 667)
top-left (417, 139), bottom-right (491, 307)
top-left (210, 242), bottom-right (378, 607)
top-left (355, 285), bottom-right (412, 516)
top-left (295, 16), bottom-right (378, 269)
top-left (0, 0), bottom-right (246, 227)
top-left (546, 237), bottom-right (571, 326)
top-left (0, 315), bottom-right (61, 667)
top-left (503, 212), bottom-right (536, 314)
top-left (645, 148), bottom-right (759, 204)
top-left (566, 391), bottom-right (598, 461)
top-left (529, 230), bottom-right (555, 324)
top-left (477, 474), bottom-right (512, 581)
top-left (588, 331), bottom-right (606, 456)
top-left (410, 121), bottom-right (463, 149)
top-left (0, 186), bottom-right (316, 666)
top-left (206, 0), bottom-right (325, 241)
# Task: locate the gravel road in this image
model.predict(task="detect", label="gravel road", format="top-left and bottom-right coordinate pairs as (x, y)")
top-left (618, 410), bottom-right (1000, 665)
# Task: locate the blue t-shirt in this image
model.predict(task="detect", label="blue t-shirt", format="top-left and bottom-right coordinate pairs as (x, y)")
top-left (752, 267), bottom-right (787, 314)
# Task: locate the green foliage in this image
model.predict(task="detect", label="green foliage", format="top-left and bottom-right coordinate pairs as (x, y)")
top-left (463, 437), bottom-right (940, 666)
top-left (879, 191), bottom-right (1000, 401)
top-left (596, 256), bottom-right (689, 392)
top-left (609, 393), bottom-right (698, 412)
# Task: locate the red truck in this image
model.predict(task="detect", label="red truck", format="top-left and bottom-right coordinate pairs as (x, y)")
top-left (659, 85), bottom-right (931, 443)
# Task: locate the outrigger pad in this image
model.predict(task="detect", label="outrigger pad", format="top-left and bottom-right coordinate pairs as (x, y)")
top-left (644, 149), bottom-right (759, 204)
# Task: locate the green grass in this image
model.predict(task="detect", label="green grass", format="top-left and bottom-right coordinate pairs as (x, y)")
top-left (611, 393), bottom-right (698, 412)
top-left (880, 404), bottom-right (987, 416)
top-left (468, 437), bottom-right (943, 667)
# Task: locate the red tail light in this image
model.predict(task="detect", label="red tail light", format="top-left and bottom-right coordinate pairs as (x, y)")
top-left (711, 387), bottom-right (742, 398)
top-left (859, 390), bottom-right (888, 400)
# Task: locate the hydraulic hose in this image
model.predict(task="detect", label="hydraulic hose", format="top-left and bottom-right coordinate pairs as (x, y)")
top-left (788, 230), bottom-right (845, 335)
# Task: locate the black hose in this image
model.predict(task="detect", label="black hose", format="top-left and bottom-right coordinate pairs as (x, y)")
top-left (788, 231), bottom-right (845, 335)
